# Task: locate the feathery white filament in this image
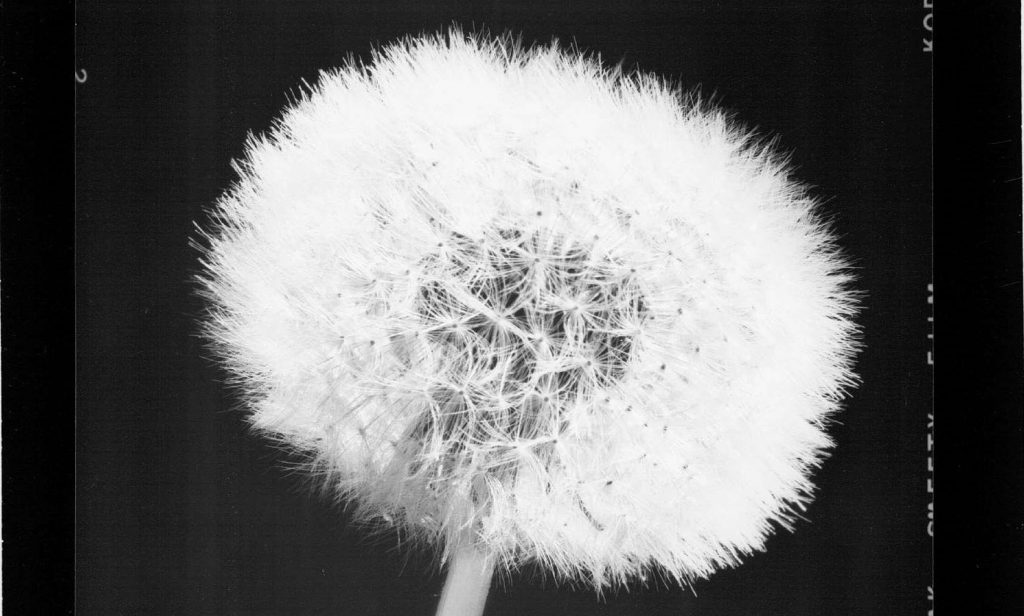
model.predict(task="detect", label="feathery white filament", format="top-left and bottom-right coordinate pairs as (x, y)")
top-left (198, 31), bottom-right (860, 591)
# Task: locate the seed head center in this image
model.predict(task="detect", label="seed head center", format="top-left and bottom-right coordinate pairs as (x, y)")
top-left (415, 228), bottom-right (647, 447)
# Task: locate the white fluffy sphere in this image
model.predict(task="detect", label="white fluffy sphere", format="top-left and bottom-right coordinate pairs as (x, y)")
top-left (199, 31), bottom-right (859, 590)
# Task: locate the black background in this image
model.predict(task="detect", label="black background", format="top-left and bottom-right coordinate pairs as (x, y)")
top-left (67, 2), bottom-right (937, 615)
top-left (26, 0), bottom-right (1024, 614)
top-left (3, 0), bottom-right (1020, 614)
top-left (0, 1), bottom-right (1006, 615)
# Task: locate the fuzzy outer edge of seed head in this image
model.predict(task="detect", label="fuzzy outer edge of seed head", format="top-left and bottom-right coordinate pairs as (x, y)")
top-left (194, 28), bottom-right (862, 592)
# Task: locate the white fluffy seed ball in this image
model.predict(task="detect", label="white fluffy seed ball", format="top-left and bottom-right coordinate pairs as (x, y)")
top-left (198, 31), bottom-right (860, 590)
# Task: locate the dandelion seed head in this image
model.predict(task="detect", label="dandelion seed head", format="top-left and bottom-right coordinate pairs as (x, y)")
top-left (197, 30), bottom-right (860, 590)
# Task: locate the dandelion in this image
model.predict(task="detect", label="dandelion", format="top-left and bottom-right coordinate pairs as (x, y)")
top-left (197, 30), bottom-right (860, 615)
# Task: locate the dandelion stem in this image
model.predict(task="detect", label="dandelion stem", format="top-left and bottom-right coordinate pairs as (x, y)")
top-left (435, 543), bottom-right (494, 616)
